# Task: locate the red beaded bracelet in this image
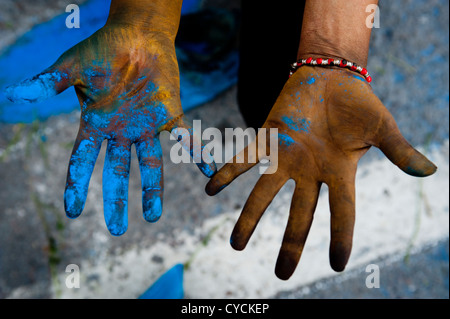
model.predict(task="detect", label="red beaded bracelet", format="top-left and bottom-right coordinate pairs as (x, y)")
top-left (289, 57), bottom-right (372, 83)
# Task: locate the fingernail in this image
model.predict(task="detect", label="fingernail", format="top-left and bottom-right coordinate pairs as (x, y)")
top-left (107, 223), bottom-right (127, 236)
top-left (143, 196), bottom-right (163, 223)
top-left (104, 200), bottom-right (128, 236)
top-left (64, 188), bottom-right (84, 219)
top-left (404, 158), bottom-right (437, 177)
top-left (205, 179), bottom-right (227, 196)
top-left (329, 242), bottom-right (350, 272)
top-left (275, 256), bottom-right (297, 281)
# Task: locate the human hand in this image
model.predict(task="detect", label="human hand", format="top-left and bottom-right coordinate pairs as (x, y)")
top-left (5, 0), bottom-right (216, 236)
top-left (206, 66), bottom-right (437, 279)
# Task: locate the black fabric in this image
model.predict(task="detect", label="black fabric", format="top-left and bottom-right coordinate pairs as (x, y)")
top-left (237, 1), bottom-right (305, 129)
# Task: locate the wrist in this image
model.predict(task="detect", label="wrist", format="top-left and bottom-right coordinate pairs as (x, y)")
top-left (297, 0), bottom-right (377, 68)
top-left (297, 32), bottom-right (370, 68)
top-left (106, 0), bottom-right (183, 39)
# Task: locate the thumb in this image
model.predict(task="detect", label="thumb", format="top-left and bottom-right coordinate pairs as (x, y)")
top-left (4, 48), bottom-right (78, 104)
top-left (376, 112), bottom-right (437, 177)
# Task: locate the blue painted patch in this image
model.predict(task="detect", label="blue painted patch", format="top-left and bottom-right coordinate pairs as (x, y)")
top-left (4, 71), bottom-right (69, 104)
top-left (350, 74), bottom-right (366, 83)
top-left (196, 160), bottom-right (217, 178)
top-left (82, 109), bottom-right (111, 130)
top-left (281, 115), bottom-right (310, 133)
top-left (420, 44), bottom-right (435, 57)
top-left (135, 138), bottom-right (164, 222)
top-left (64, 135), bottom-right (102, 218)
top-left (139, 264), bottom-right (184, 299)
top-left (306, 77), bottom-right (316, 85)
top-left (278, 133), bottom-right (295, 146)
top-left (102, 140), bottom-right (131, 236)
top-left (143, 196), bottom-right (163, 223)
top-left (217, 184), bottom-right (228, 192)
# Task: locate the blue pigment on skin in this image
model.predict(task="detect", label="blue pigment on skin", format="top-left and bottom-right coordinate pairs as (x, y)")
top-left (65, 136), bottom-right (102, 218)
top-left (306, 77), bottom-right (316, 85)
top-left (143, 196), bottom-right (163, 222)
top-left (102, 141), bottom-right (132, 236)
top-left (179, 125), bottom-right (217, 178)
top-left (83, 110), bottom-right (111, 129)
top-left (135, 138), bottom-right (164, 222)
top-left (278, 133), bottom-right (295, 146)
top-left (281, 115), bottom-right (311, 133)
top-left (4, 72), bottom-right (66, 104)
top-left (5, 81), bottom-right (51, 104)
top-left (350, 74), bottom-right (366, 83)
top-left (217, 184), bottom-right (227, 192)
top-left (83, 68), bottom-right (103, 79)
top-left (121, 101), bottom-right (168, 142)
top-left (198, 161), bottom-right (216, 178)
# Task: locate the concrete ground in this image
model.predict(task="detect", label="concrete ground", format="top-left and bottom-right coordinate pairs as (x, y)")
top-left (0, 0), bottom-right (448, 299)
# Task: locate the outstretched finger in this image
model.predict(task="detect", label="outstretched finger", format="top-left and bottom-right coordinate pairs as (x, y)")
top-left (377, 115), bottom-right (437, 177)
top-left (64, 129), bottom-right (103, 219)
top-left (205, 128), bottom-right (269, 195)
top-left (102, 138), bottom-right (132, 236)
top-left (275, 178), bottom-right (321, 280)
top-left (135, 137), bottom-right (164, 223)
top-left (366, 96), bottom-right (437, 177)
top-left (230, 172), bottom-right (289, 251)
top-left (328, 175), bottom-right (356, 272)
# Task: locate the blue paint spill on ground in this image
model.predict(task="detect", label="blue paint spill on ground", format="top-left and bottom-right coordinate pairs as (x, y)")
top-left (139, 264), bottom-right (184, 299)
top-left (0, 0), bottom-right (238, 123)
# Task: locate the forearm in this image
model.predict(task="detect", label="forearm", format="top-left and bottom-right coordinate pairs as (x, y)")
top-left (297, 0), bottom-right (378, 67)
top-left (106, 0), bottom-right (183, 38)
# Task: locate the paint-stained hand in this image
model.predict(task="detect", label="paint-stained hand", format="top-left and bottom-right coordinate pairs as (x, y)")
top-left (206, 66), bottom-right (437, 280)
top-left (5, 19), bottom-right (216, 236)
